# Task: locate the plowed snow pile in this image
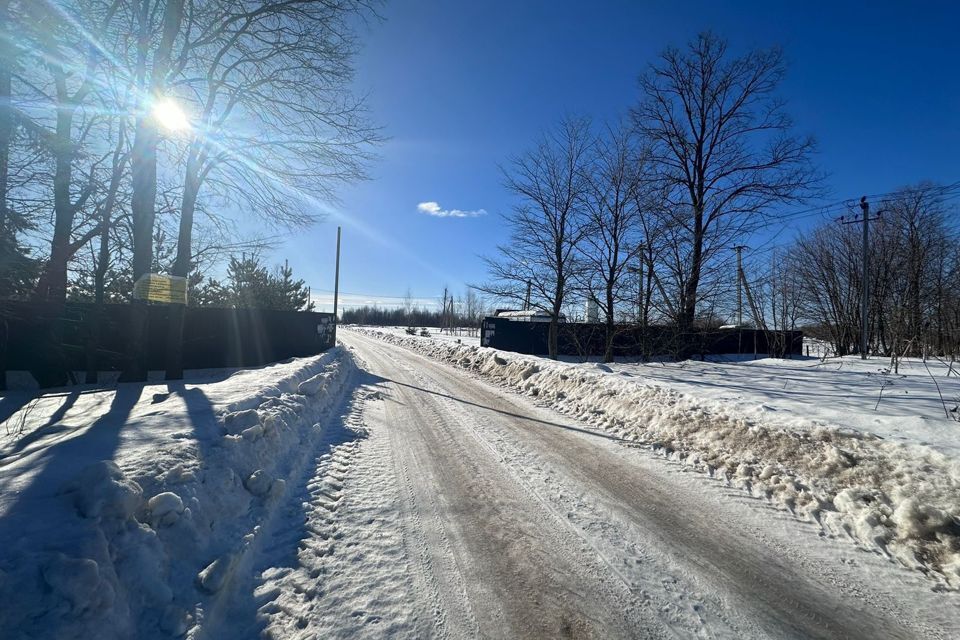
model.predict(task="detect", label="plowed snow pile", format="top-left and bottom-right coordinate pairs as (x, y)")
top-left (353, 327), bottom-right (960, 588)
top-left (0, 348), bottom-right (354, 639)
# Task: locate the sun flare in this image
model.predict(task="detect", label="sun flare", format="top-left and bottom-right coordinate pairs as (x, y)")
top-left (152, 97), bottom-right (189, 132)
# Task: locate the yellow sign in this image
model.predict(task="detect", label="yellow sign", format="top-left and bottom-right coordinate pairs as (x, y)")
top-left (133, 273), bottom-right (188, 304)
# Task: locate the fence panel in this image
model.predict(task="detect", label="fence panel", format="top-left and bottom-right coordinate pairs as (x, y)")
top-left (480, 316), bottom-right (802, 359)
top-left (0, 301), bottom-right (336, 387)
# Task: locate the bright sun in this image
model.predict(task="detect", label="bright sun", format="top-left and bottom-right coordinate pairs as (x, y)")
top-left (152, 98), bottom-right (189, 132)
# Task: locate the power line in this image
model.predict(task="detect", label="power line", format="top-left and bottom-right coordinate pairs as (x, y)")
top-left (735, 181), bottom-right (960, 260)
top-left (308, 289), bottom-right (440, 300)
top-left (753, 180), bottom-right (960, 231)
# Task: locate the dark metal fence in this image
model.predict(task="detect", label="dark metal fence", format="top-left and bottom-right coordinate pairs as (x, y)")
top-left (480, 316), bottom-right (802, 359)
top-left (0, 300), bottom-right (336, 387)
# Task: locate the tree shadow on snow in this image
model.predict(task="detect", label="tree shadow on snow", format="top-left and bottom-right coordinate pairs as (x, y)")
top-left (0, 390), bottom-right (85, 461)
top-left (164, 382), bottom-right (219, 442)
top-left (217, 370), bottom-right (384, 639)
top-left (0, 383), bottom-right (143, 544)
top-left (0, 391), bottom-right (42, 433)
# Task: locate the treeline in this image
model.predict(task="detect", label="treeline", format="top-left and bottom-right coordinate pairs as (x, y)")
top-left (480, 32), bottom-right (958, 362)
top-left (344, 289), bottom-right (487, 328)
top-left (0, 0), bottom-right (378, 382)
top-left (343, 306), bottom-right (471, 329)
top-left (774, 184), bottom-right (960, 358)
top-left (480, 33), bottom-right (819, 360)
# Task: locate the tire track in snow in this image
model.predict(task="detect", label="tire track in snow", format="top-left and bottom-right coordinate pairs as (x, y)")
top-left (386, 394), bottom-right (480, 638)
top-left (400, 353), bottom-right (745, 638)
top-left (255, 375), bottom-right (434, 639)
top-left (405, 343), bottom-right (936, 639)
top-left (344, 329), bottom-right (958, 640)
top-left (362, 341), bottom-right (664, 638)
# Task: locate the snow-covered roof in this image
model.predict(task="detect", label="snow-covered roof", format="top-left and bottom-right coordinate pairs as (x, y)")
top-left (495, 309), bottom-right (552, 318)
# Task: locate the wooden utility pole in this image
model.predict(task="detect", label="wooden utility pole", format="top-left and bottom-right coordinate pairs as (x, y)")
top-left (333, 226), bottom-right (341, 339)
top-left (733, 246), bottom-right (748, 327)
top-left (841, 198), bottom-right (879, 359)
top-left (859, 197), bottom-right (869, 359)
top-left (637, 259), bottom-right (643, 322)
top-left (441, 286), bottom-right (449, 333)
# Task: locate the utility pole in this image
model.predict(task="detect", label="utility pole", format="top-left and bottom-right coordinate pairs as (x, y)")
top-left (333, 226), bottom-right (341, 340)
top-left (637, 258), bottom-right (643, 323)
top-left (524, 280), bottom-right (531, 311)
top-left (441, 286), bottom-right (449, 333)
top-left (733, 246), bottom-right (748, 327)
top-left (841, 198), bottom-right (881, 359)
top-left (626, 261), bottom-right (644, 324)
top-left (859, 197), bottom-right (869, 359)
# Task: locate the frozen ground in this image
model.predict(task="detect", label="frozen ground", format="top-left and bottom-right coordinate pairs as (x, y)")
top-left (353, 327), bottom-right (960, 590)
top-left (3, 329), bottom-right (960, 638)
top-left (331, 330), bottom-right (960, 638)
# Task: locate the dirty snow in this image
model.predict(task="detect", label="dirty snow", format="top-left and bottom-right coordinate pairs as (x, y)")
top-left (350, 327), bottom-right (960, 589)
top-left (593, 353), bottom-right (960, 456)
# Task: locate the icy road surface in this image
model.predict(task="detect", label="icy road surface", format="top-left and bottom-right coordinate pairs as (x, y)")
top-left (253, 331), bottom-right (959, 639)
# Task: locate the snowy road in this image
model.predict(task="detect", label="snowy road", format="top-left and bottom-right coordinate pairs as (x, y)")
top-left (255, 331), bottom-right (959, 639)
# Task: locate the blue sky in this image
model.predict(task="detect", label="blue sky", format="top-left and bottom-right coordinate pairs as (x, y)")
top-left (284, 1), bottom-right (960, 312)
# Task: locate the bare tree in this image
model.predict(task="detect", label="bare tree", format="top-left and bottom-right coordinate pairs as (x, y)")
top-left (117, 0), bottom-right (185, 381)
top-left (0, 0), bottom-right (15, 238)
top-left (0, 2), bottom-right (138, 384)
top-left (163, 0), bottom-right (379, 379)
top-left (742, 248), bottom-right (803, 357)
top-left (27, 2), bottom-right (108, 305)
top-left (576, 121), bottom-right (646, 361)
top-left (792, 221), bottom-right (861, 356)
top-left (477, 116), bottom-right (591, 358)
top-left (884, 184), bottom-right (950, 356)
top-left (463, 288), bottom-right (483, 329)
top-left (790, 183), bottom-right (959, 358)
top-left (632, 32), bottom-right (820, 329)
top-left (0, 0), bottom-right (44, 299)
top-left (402, 287), bottom-right (414, 321)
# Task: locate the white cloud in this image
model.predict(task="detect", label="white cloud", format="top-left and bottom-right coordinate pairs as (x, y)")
top-left (417, 201), bottom-right (487, 218)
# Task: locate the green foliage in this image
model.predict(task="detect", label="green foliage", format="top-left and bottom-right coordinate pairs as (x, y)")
top-left (63, 249), bottom-right (313, 311)
top-left (222, 254), bottom-right (314, 311)
top-left (0, 203), bottom-right (40, 298)
top-left (188, 273), bottom-right (230, 307)
top-left (0, 228), bottom-right (39, 298)
top-left (66, 265), bottom-right (132, 303)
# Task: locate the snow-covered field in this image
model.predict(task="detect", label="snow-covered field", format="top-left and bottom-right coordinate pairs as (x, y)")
top-left (351, 326), bottom-right (960, 589)
top-left (360, 325), bottom-right (960, 455)
top-left (0, 349), bottom-right (356, 639)
top-left (593, 353), bottom-right (960, 456)
top-left (351, 324), bottom-right (481, 347)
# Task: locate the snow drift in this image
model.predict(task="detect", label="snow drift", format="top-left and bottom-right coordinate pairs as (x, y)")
top-left (352, 327), bottom-right (960, 588)
top-left (0, 348), bottom-right (355, 639)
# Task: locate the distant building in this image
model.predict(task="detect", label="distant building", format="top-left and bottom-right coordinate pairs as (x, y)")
top-left (585, 299), bottom-right (599, 323)
top-left (493, 309), bottom-right (565, 323)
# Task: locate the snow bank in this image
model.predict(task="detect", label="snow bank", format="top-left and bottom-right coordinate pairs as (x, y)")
top-left (351, 327), bottom-right (960, 588)
top-left (0, 348), bottom-right (355, 639)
